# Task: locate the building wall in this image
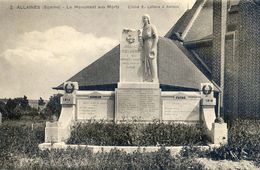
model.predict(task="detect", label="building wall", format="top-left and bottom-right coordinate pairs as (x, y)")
top-left (199, 0), bottom-right (260, 119)
top-left (180, 0), bottom-right (259, 119)
top-left (237, 0), bottom-right (260, 118)
top-left (223, 32), bottom-right (239, 119)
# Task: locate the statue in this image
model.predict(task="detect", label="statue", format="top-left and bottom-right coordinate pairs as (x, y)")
top-left (139, 14), bottom-right (159, 82)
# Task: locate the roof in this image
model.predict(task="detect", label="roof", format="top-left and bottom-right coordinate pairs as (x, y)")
top-left (166, 0), bottom-right (213, 42)
top-left (157, 38), bottom-right (214, 90)
top-left (56, 37), bottom-right (218, 91)
top-left (165, 0), bottom-right (204, 39)
top-left (65, 45), bottom-right (120, 87)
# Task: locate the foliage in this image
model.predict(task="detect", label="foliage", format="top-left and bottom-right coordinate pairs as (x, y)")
top-left (1, 119), bottom-right (260, 169)
top-left (178, 119), bottom-right (260, 166)
top-left (20, 95), bottom-right (29, 109)
top-left (206, 119), bottom-right (260, 163)
top-left (38, 97), bottom-right (45, 106)
top-left (44, 93), bottom-right (62, 119)
top-left (68, 121), bottom-right (205, 146)
top-left (5, 99), bottom-right (21, 119)
top-left (0, 101), bottom-right (7, 118)
top-left (0, 122), bottom-right (45, 169)
top-left (0, 121), bottom-right (204, 170)
top-left (4, 96), bottom-right (31, 120)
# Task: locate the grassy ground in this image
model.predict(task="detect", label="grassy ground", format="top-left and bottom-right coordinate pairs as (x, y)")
top-left (0, 118), bottom-right (260, 169)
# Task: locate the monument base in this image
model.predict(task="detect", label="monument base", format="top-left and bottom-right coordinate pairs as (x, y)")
top-left (116, 82), bottom-right (161, 122)
top-left (211, 123), bottom-right (228, 145)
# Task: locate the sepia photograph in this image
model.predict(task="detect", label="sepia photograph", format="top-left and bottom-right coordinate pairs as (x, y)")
top-left (0, 0), bottom-right (259, 169)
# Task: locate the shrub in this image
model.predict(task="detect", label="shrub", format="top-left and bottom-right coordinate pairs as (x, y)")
top-left (0, 123), bottom-right (45, 158)
top-left (207, 119), bottom-right (260, 163)
top-left (68, 121), bottom-right (205, 146)
top-left (179, 119), bottom-right (260, 166)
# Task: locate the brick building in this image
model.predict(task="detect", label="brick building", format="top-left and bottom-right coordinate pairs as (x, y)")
top-left (166, 0), bottom-right (260, 119)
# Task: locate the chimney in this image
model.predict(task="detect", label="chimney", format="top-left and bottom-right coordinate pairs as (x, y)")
top-left (212, 0), bottom-right (227, 114)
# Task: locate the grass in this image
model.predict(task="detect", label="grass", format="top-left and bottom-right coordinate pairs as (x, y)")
top-left (0, 118), bottom-right (260, 169)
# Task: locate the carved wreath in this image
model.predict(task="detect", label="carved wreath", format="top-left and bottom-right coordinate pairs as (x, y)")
top-left (65, 83), bottom-right (75, 93)
top-left (202, 85), bottom-right (213, 96)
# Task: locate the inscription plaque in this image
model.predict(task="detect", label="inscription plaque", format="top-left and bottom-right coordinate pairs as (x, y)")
top-left (116, 88), bottom-right (160, 121)
top-left (120, 29), bottom-right (142, 82)
top-left (77, 99), bottom-right (114, 120)
top-left (162, 94), bottom-right (200, 121)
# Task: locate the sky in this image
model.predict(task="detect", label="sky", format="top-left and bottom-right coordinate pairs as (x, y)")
top-left (0, 0), bottom-right (196, 100)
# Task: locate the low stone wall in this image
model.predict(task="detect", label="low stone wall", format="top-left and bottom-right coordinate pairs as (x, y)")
top-left (39, 143), bottom-right (215, 156)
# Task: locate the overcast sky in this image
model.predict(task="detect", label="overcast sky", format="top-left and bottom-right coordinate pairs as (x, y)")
top-left (0, 0), bottom-right (196, 100)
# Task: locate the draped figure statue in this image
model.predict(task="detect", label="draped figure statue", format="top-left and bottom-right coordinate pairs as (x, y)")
top-left (140, 14), bottom-right (159, 82)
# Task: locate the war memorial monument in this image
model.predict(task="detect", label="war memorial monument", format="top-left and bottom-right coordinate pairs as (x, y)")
top-left (39, 13), bottom-right (228, 149)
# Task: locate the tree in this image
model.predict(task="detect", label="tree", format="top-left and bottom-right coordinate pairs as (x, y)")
top-left (0, 101), bottom-right (7, 119)
top-left (20, 95), bottom-right (29, 109)
top-left (5, 98), bottom-right (21, 119)
top-left (4, 96), bottom-right (31, 119)
top-left (5, 98), bottom-right (18, 113)
top-left (12, 105), bottom-right (23, 119)
top-left (38, 97), bottom-right (45, 106)
top-left (45, 94), bottom-right (63, 119)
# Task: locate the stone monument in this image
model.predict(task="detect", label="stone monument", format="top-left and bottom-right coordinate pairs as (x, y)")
top-left (40, 14), bottom-right (228, 147)
top-left (116, 15), bottom-right (161, 122)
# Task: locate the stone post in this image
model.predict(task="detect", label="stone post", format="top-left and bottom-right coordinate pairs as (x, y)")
top-left (44, 81), bottom-right (78, 143)
top-left (201, 83), bottom-right (228, 145)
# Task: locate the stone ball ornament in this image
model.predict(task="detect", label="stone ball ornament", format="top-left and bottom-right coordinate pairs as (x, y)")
top-left (215, 117), bottom-right (225, 124)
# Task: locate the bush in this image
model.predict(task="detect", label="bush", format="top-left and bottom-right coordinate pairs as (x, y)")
top-left (44, 94), bottom-right (62, 120)
top-left (179, 119), bottom-right (260, 166)
top-left (68, 121), bottom-right (205, 146)
top-left (206, 119), bottom-right (260, 163)
top-left (0, 122), bottom-right (45, 154)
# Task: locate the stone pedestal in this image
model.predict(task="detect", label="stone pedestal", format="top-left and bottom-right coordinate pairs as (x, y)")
top-left (211, 123), bottom-right (228, 145)
top-left (116, 83), bottom-right (161, 122)
top-left (45, 122), bottom-right (60, 143)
